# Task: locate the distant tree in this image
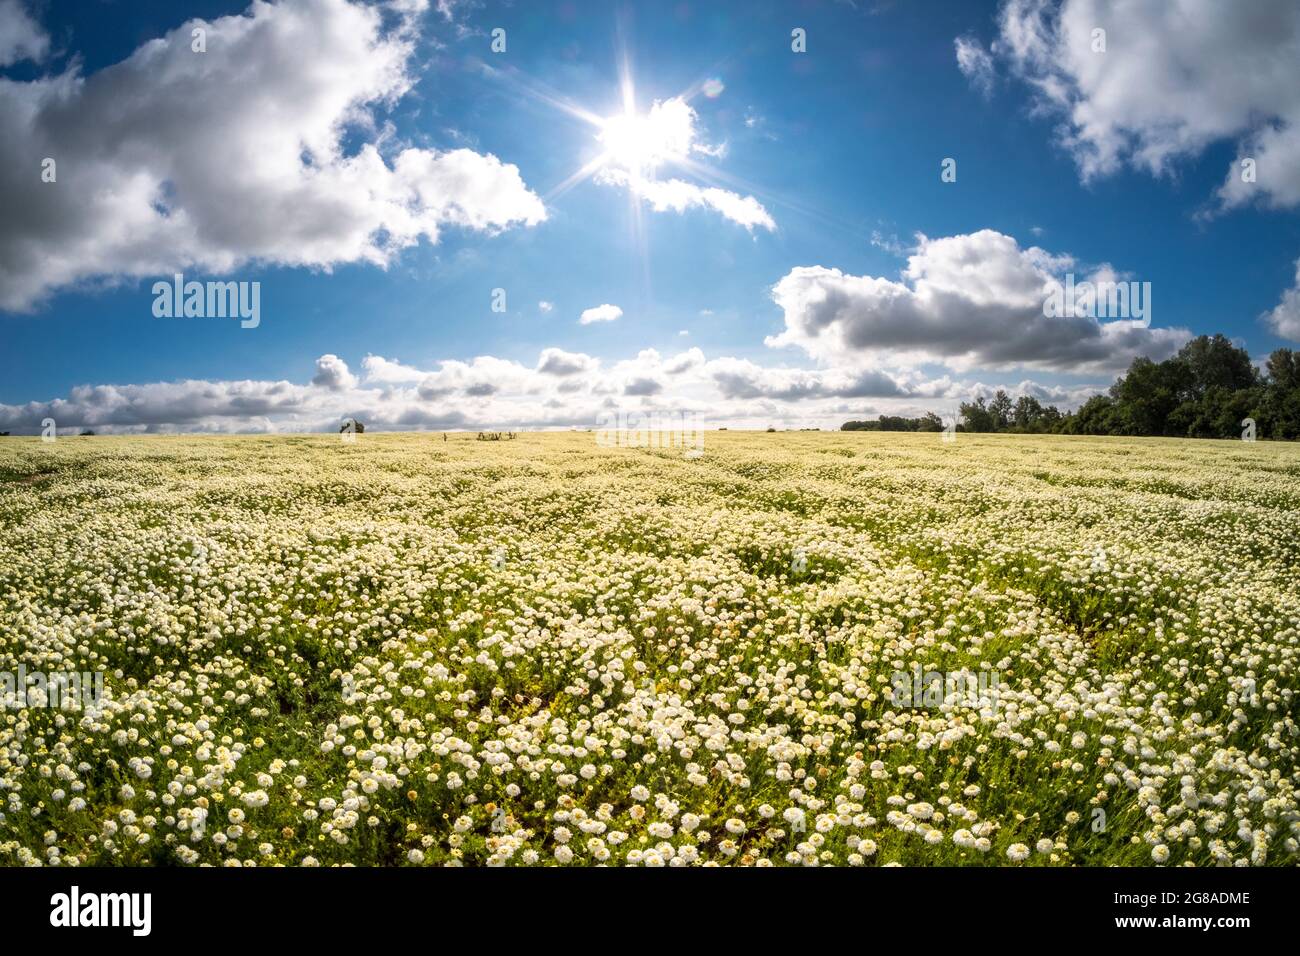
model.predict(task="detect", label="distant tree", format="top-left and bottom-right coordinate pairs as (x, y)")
top-left (1262, 349), bottom-right (1300, 439)
top-left (917, 412), bottom-right (945, 432)
top-left (842, 414), bottom-right (946, 432)
top-left (1178, 333), bottom-right (1258, 397)
top-left (1109, 356), bottom-right (1187, 435)
top-left (847, 335), bottom-right (1298, 441)
top-left (988, 390), bottom-right (1013, 430)
top-left (959, 397), bottom-right (997, 433)
top-left (1068, 395), bottom-right (1121, 435)
top-left (1011, 395), bottom-right (1045, 430)
top-left (1265, 348), bottom-right (1300, 391)
top-left (80, 429), bottom-right (95, 436)
top-left (878, 415), bottom-right (918, 431)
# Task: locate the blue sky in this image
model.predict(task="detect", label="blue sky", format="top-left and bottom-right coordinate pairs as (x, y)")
top-left (2, 0), bottom-right (1300, 432)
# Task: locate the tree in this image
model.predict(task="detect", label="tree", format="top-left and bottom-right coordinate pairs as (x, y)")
top-left (1109, 356), bottom-right (1188, 435)
top-left (959, 397), bottom-right (997, 432)
top-left (1069, 395), bottom-right (1121, 435)
top-left (917, 411), bottom-right (945, 432)
top-left (1012, 395), bottom-right (1045, 430)
top-left (988, 390), bottom-right (1013, 430)
top-left (841, 335), bottom-right (1299, 441)
top-left (1262, 349), bottom-right (1300, 439)
top-left (878, 415), bottom-right (918, 431)
top-left (1178, 333), bottom-right (1257, 398)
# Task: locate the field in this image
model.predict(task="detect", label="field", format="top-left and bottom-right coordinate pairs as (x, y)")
top-left (1, 431), bottom-right (1298, 867)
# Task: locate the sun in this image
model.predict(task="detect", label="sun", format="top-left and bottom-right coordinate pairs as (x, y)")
top-left (597, 113), bottom-right (664, 174)
top-left (596, 101), bottom-right (693, 176)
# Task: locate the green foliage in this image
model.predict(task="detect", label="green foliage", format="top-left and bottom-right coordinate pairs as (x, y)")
top-left (850, 335), bottom-right (1300, 441)
top-left (842, 413), bottom-right (946, 432)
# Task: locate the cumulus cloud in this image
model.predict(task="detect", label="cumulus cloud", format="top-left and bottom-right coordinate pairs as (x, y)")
top-left (0, 0), bottom-right (546, 312)
top-left (312, 354), bottom-right (358, 390)
top-left (579, 303), bottom-right (623, 325)
top-left (0, 0), bottom-right (46, 66)
top-left (536, 347), bottom-right (597, 376)
top-left (1264, 257), bottom-right (1300, 342)
top-left (766, 229), bottom-right (1190, 374)
top-left (662, 347), bottom-right (705, 375)
top-left (413, 355), bottom-right (535, 399)
top-left (954, 36), bottom-right (995, 96)
top-left (622, 376), bottom-right (664, 397)
top-left (981, 0), bottom-right (1300, 209)
top-left (538, 300), bottom-right (554, 313)
top-left (704, 357), bottom-right (918, 401)
top-left (0, 344), bottom-right (1105, 434)
top-left (361, 355), bottom-right (426, 384)
top-left (0, 378), bottom-right (316, 433)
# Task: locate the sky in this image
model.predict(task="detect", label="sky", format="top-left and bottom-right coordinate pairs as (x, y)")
top-left (2, 0), bottom-right (1300, 434)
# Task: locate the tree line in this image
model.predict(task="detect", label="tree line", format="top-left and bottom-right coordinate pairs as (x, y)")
top-left (842, 336), bottom-right (1300, 440)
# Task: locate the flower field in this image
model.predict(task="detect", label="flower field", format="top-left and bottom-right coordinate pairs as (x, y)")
top-left (1, 431), bottom-right (1298, 867)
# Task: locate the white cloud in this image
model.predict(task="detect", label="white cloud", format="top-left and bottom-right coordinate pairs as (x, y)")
top-left (0, 0), bottom-right (546, 312)
top-left (954, 36), bottom-right (995, 96)
top-left (538, 300), bottom-right (554, 313)
top-left (984, 0), bottom-right (1300, 209)
top-left (869, 230), bottom-right (909, 257)
top-left (594, 95), bottom-right (772, 231)
top-left (412, 355), bottom-right (533, 399)
top-left (0, 345), bottom-right (1104, 434)
top-left (361, 355), bottom-right (427, 384)
top-left (536, 347), bottom-right (597, 376)
top-left (703, 357), bottom-right (938, 402)
top-left (312, 354), bottom-right (358, 391)
top-left (600, 169), bottom-right (775, 232)
top-left (0, 0), bottom-right (47, 67)
top-left (766, 229), bottom-right (1190, 374)
top-left (579, 303), bottom-right (623, 325)
top-left (662, 347), bottom-right (705, 375)
top-left (599, 97), bottom-right (724, 171)
top-left (1264, 257), bottom-right (1300, 342)
top-left (623, 376), bottom-right (663, 396)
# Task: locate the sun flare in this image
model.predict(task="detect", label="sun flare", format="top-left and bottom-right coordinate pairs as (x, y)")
top-left (596, 103), bottom-right (691, 175)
